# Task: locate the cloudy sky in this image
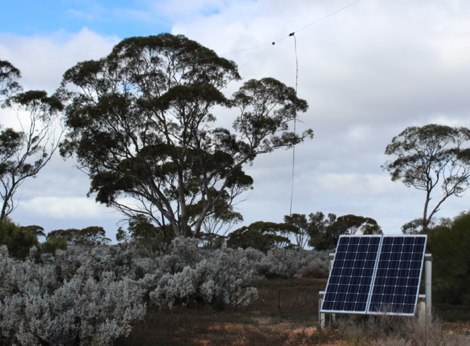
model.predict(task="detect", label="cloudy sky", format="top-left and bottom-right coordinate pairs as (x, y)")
top-left (1, 0), bottom-right (470, 239)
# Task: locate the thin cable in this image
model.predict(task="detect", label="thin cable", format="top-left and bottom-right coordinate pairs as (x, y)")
top-left (289, 33), bottom-right (299, 216)
top-left (271, 0), bottom-right (361, 47)
top-left (218, 0), bottom-right (362, 67)
top-left (294, 0), bottom-right (361, 34)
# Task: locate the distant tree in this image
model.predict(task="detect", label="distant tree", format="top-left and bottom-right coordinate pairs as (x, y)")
top-left (383, 124), bottom-right (470, 232)
top-left (401, 218), bottom-right (427, 234)
top-left (0, 90), bottom-right (63, 220)
top-left (59, 34), bottom-right (312, 238)
top-left (283, 213), bottom-right (311, 248)
top-left (308, 212), bottom-right (382, 250)
top-left (227, 221), bottom-right (298, 253)
top-left (47, 226), bottom-right (110, 246)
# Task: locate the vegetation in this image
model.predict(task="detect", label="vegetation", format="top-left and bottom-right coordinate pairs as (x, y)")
top-left (2, 34), bottom-right (470, 345)
top-left (383, 124), bottom-right (470, 232)
top-left (0, 60), bottom-right (63, 221)
top-left (0, 59), bottom-right (22, 103)
top-left (428, 211), bottom-right (470, 304)
top-left (227, 221), bottom-right (297, 252)
top-left (59, 33), bottom-right (313, 238)
top-left (0, 236), bottom-right (329, 345)
top-left (0, 219), bottom-right (40, 259)
top-left (337, 314), bottom-right (469, 346)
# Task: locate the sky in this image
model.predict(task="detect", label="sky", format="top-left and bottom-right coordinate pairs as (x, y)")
top-left (1, 0), bottom-right (470, 240)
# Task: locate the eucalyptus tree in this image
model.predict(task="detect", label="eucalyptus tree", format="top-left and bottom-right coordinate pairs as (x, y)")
top-left (59, 34), bottom-right (312, 237)
top-left (383, 124), bottom-right (470, 232)
top-left (0, 60), bottom-right (63, 220)
top-left (227, 221), bottom-right (299, 252)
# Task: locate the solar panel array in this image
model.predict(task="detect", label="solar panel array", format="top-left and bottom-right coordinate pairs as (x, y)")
top-left (321, 235), bottom-right (427, 316)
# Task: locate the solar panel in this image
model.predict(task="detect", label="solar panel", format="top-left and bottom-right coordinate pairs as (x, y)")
top-left (368, 236), bottom-right (427, 316)
top-left (320, 235), bottom-right (427, 316)
top-left (321, 235), bottom-right (381, 314)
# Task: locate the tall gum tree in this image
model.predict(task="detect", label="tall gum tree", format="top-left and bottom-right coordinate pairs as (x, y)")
top-left (383, 124), bottom-right (470, 232)
top-left (59, 34), bottom-right (313, 237)
top-left (0, 60), bottom-right (63, 220)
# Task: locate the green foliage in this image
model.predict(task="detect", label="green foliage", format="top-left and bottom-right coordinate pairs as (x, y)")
top-left (0, 59), bottom-right (22, 102)
top-left (59, 33), bottom-right (312, 237)
top-left (0, 219), bottom-right (39, 259)
top-left (127, 214), bottom-right (175, 252)
top-left (283, 213), bottom-right (310, 248)
top-left (227, 221), bottom-right (298, 252)
top-left (41, 237), bottom-right (68, 254)
top-left (0, 69), bottom-right (63, 220)
top-left (384, 124), bottom-right (470, 231)
top-left (308, 212), bottom-right (382, 250)
top-left (46, 226), bottom-right (110, 246)
top-left (429, 211), bottom-right (470, 304)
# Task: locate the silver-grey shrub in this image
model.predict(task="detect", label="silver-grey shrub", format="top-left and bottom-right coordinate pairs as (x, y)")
top-left (157, 236), bottom-right (202, 274)
top-left (0, 246), bottom-right (146, 346)
top-left (150, 247), bottom-right (258, 309)
top-left (257, 248), bottom-right (329, 278)
top-left (0, 235), bottom-right (330, 345)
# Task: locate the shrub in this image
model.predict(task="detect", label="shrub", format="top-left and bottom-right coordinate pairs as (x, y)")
top-left (257, 248), bottom-right (329, 278)
top-left (150, 248), bottom-right (258, 309)
top-left (0, 246), bottom-right (146, 345)
top-left (0, 229), bottom-right (332, 344)
top-left (157, 236), bottom-right (202, 274)
top-left (0, 220), bottom-right (39, 259)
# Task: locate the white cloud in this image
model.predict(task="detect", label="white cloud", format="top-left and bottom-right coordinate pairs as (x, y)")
top-left (21, 196), bottom-right (113, 220)
top-left (0, 28), bottom-right (118, 91)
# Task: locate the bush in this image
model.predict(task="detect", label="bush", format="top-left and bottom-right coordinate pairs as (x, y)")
top-left (0, 220), bottom-right (39, 259)
top-left (0, 231), bottom-right (332, 344)
top-left (0, 246), bottom-right (146, 345)
top-left (150, 247), bottom-right (258, 310)
top-left (157, 236), bottom-right (202, 274)
top-left (257, 248), bottom-right (329, 278)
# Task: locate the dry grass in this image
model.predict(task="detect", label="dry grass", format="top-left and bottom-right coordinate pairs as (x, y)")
top-left (115, 278), bottom-right (470, 345)
top-left (336, 314), bottom-right (470, 346)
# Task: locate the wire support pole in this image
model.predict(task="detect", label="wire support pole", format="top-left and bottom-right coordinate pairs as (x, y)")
top-left (289, 32), bottom-right (299, 216)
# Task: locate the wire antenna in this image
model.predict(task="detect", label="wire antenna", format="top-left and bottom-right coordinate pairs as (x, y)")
top-left (289, 32), bottom-right (299, 216)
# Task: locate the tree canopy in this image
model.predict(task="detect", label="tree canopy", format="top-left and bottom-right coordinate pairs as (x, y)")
top-left (227, 221), bottom-right (298, 253)
top-left (383, 124), bottom-right (470, 232)
top-left (0, 60), bottom-right (22, 103)
top-left (59, 34), bottom-right (312, 237)
top-left (46, 226), bottom-right (110, 246)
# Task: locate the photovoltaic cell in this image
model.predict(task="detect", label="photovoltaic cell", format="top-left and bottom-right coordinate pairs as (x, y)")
top-left (320, 235), bottom-right (427, 316)
top-left (321, 236), bottom-right (381, 313)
